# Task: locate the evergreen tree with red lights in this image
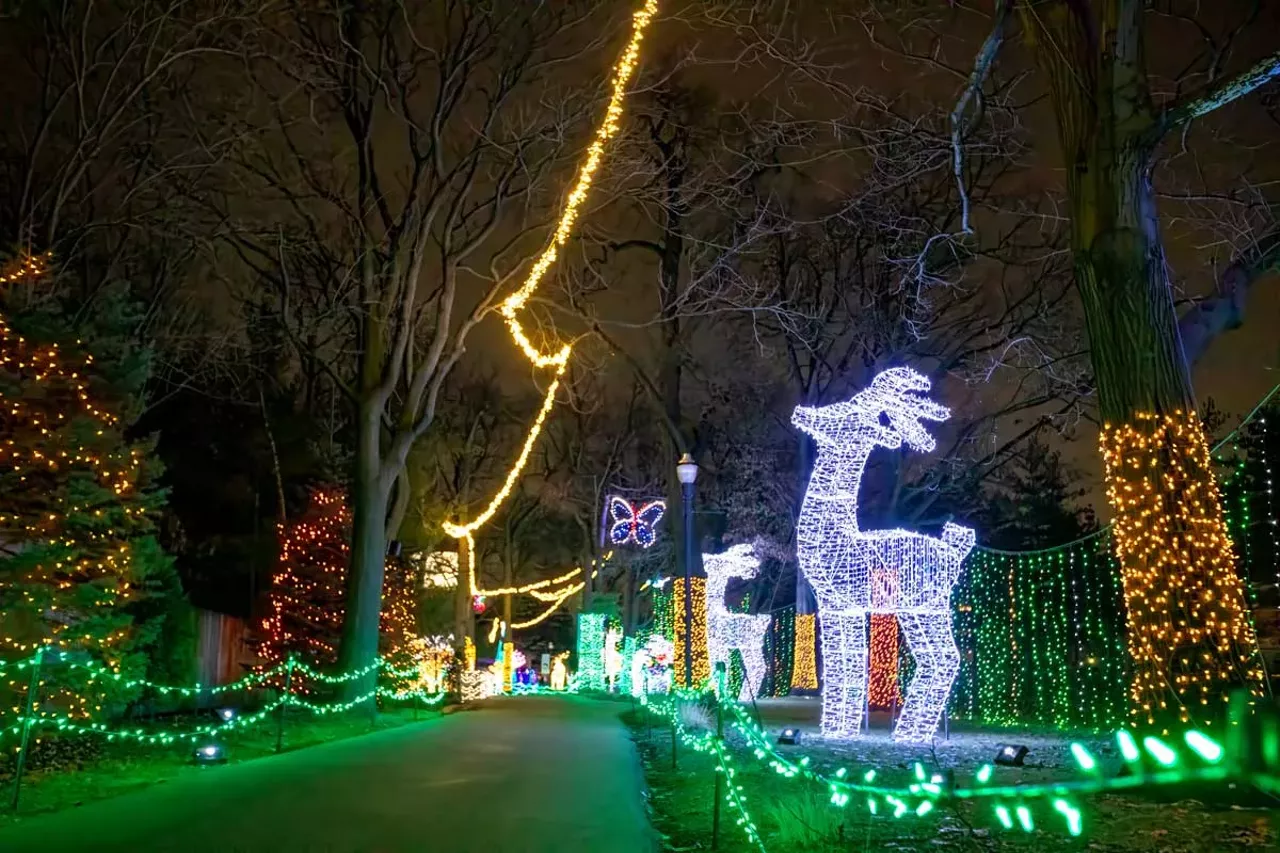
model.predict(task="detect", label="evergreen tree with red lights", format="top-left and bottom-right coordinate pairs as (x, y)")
top-left (260, 487), bottom-right (417, 677)
top-left (259, 487), bottom-right (350, 671)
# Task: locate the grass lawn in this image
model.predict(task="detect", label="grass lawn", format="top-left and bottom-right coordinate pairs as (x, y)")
top-left (0, 703), bottom-right (442, 827)
top-left (626, 701), bottom-right (1277, 853)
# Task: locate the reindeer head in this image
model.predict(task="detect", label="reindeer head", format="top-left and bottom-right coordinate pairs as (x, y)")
top-left (791, 367), bottom-right (950, 453)
top-left (703, 543), bottom-right (759, 580)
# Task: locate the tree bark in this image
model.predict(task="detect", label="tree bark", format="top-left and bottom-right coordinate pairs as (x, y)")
top-left (453, 534), bottom-right (475, 688)
top-left (338, 401), bottom-right (392, 699)
top-left (1015, 1), bottom-right (1266, 724)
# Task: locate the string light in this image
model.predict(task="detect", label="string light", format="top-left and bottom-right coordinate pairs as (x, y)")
top-left (0, 251), bottom-right (51, 284)
top-left (762, 606), bottom-right (796, 697)
top-left (496, 0), bottom-right (661, 366)
top-left (705, 544), bottom-right (770, 701)
top-left (642, 691), bottom-right (1256, 843)
top-left (407, 636), bottom-right (453, 694)
top-left (260, 488), bottom-right (417, 683)
top-left (417, 551), bottom-right (458, 589)
top-left (502, 641), bottom-right (515, 693)
top-left (442, 0), bottom-right (660, 550)
top-left (577, 613), bottom-right (608, 691)
top-left (607, 496), bottom-right (666, 548)
top-left (512, 582), bottom-right (583, 629)
top-left (0, 254), bottom-right (168, 719)
top-left (791, 614), bottom-right (819, 691)
top-left (2, 659), bottom-right (443, 753)
top-left (952, 543), bottom-right (1127, 730)
top-left (550, 651), bottom-right (570, 691)
top-left (673, 576), bottom-right (710, 689)
top-left (460, 669), bottom-right (494, 703)
top-left (869, 613), bottom-right (900, 709)
top-left (1100, 411), bottom-right (1264, 725)
top-left (792, 367), bottom-right (974, 741)
top-left (605, 627), bottom-right (624, 689)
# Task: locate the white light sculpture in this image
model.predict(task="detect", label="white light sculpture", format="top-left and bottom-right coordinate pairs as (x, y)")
top-left (792, 367), bottom-right (975, 743)
top-left (704, 544), bottom-right (771, 702)
top-left (460, 669), bottom-right (494, 703)
top-left (605, 627), bottom-right (624, 690)
top-left (550, 652), bottom-right (569, 691)
top-left (643, 634), bottom-right (674, 694)
top-left (577, 613), bottom-right (607, 692)
top-left (410, 634), bottom-right (454, 694)
top-left (630, 646), bottom-right (649, 697)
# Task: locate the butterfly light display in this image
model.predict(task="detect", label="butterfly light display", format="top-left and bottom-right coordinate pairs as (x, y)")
top-left (607, 496), bottom-right (666, 548)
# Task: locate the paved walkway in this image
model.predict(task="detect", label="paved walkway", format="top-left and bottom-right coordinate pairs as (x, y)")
top-left (0, 696), bottom-right (655, 853)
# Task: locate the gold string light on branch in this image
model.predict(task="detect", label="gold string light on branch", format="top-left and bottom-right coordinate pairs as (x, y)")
top-left (1100, 411), bottom-right (1265, 726)
top-left (496, 0), bottom-right (660, 369)
top-left (442, 0), bottom-right (659, 588)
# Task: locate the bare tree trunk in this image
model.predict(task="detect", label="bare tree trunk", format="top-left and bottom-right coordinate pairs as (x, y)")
top-left (339, 404), bottom-right (391, 697)
top-left (1010, 2), bottom-right (1271, 726)
top-left (453, 534), bottom-right (475, 687)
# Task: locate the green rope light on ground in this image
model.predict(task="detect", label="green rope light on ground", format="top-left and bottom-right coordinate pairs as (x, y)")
top-left (0, 651), bottom-right (419, 702)
top-left (5, 684), bottom-right (446, 747)
top-left (639, 690), bottom-right (1268, 841)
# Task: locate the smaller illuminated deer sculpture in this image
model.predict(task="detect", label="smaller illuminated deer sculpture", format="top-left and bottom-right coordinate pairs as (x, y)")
top-left (704, 544), bottom-right (770, 702)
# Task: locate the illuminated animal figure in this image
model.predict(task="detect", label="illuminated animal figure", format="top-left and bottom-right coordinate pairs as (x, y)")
top-left (704, 544), bottom-right (770, 702)
top-left (792, 367), bottom-right (975, 743)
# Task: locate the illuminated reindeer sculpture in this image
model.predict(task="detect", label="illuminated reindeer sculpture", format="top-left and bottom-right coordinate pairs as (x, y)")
top-left (704, 544), bottom-right (770, 701)
top-left (792, 368), bottom-right (974, 742)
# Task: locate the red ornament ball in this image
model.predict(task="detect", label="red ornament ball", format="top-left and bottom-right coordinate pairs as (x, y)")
top-left (471, 595), bottom-right (486, 614)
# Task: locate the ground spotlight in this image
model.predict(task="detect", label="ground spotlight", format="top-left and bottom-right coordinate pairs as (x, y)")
top-left (777, 728), bottom-right (802, 745)
top-left (193, 743), bottom-right (227, 765)
top-left (994, 744), bottom-right (1028, 767)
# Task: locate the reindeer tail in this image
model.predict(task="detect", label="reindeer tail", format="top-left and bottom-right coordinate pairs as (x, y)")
top-left (941, 522), bottom-right (976, 560)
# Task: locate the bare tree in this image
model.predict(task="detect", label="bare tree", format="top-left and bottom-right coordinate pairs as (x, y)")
top-left (0, 0), bottom-right (248, 398)
top-left (208, 0), bottom-right (624, 687)
top-left (889, 0), bottom-right (1280, 721)
top-left (557, 67), bottom-right (814, 628)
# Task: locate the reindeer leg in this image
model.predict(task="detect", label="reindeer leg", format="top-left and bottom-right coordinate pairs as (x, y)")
top-left (737, 621), bottom-right (768, 702)
top-left (819, 610), bottom-right (868, 739)
top-left (894, 611), bottom-right (960, 743)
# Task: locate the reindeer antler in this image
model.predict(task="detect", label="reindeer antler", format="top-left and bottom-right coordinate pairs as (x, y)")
top-left (855, 367), bottom-right (951, 452)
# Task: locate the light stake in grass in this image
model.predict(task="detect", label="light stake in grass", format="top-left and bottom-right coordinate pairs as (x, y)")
top-left (1069, 742), bottom-right (1096, 772)
top-left (1184, 730), bottom-right (1223, 763)
top-left (1116, 730), bottom-right (1142, 763)
top-left (1142, 736), bottom-right (1178, 767)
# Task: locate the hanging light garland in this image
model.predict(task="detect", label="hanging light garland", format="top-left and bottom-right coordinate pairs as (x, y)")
top-left (441, 0), bottom-right (660, 615)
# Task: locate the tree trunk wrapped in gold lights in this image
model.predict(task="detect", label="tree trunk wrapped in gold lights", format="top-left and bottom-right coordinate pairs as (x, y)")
top-left (946, 1), bottom-right (1279, 726)
top-left (1101, 413), bottom-right (1263, 725)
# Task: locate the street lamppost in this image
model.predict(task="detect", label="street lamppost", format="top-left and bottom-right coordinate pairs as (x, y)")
top-left (676, 452), bottom-right (699, 688)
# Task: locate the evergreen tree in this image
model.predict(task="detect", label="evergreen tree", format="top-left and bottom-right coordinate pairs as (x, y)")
top-left (0, 256), bottom-right (186, 717)
top-left (260, 487), bottom-right (417, 680)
